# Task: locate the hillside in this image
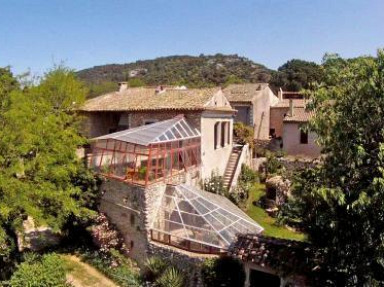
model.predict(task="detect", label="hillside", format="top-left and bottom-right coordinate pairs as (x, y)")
top-left (77, 54), bottom-right (272, 94)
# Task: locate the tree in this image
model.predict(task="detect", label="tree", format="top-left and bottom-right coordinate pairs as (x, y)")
top-left (282, 49), bottom-right (384, 285)
top-left (270, 59), bottom-right (324, 91)
top-left (0, 66), bottom-right (97, 257)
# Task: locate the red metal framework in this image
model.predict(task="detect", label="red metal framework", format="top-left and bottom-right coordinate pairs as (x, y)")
top-left (90, 137), bottom-right (201, 186)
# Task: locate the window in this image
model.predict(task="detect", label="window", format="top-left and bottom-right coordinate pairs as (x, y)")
top-left (300, 129), bottom-right (308, 144)
top-left (214, 122), bottom-right (220, 149)
top-left (227, 122), bottom-right (231, 145)
top-left (130, 214), bottom-right (135, 226)
top-left (130, 240), bottom-right (134, 249)
top-left (221, 122), bottom-right (226, 147)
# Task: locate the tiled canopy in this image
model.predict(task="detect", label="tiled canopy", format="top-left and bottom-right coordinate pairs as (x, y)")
top-left (152, 184), bottom-right (263, 251)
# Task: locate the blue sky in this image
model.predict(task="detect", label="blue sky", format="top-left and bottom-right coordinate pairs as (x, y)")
top-left (1, 0), bottom-right (383, 75)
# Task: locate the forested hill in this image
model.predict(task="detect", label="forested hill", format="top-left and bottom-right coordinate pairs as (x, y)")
top-left (77, 54), bottom-right (272, 89)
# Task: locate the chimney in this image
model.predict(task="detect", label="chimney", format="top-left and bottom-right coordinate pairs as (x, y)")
top-left (278, 88), bottom-right (283, 101)
top-left (289, 99), bottom-right (294, 117)
top-left (118, 82), bottom-right (128, 92)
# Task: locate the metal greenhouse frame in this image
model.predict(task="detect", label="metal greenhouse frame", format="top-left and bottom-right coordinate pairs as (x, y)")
top-left (90, 116), bottom-right (201, 186)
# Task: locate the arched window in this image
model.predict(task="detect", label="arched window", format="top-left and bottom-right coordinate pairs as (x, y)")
top-left (221, 122), bottom-right (227, 147)
top-left (214, 122), bottom-right (220, 149)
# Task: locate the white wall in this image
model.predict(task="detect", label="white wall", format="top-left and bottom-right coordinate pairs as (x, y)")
top-left (283, 123), bottom-right (321, 158)
top-left (200, 111), bottom-right (233, 179)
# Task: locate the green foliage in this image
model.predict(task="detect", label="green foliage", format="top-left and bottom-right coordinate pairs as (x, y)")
top-left (203, 171), bottom-right (227, 196)
top-left (233, 122), bottom-right (254, 147)
top-left (143, 256), bottom-right (167, 282)
top-left (201, 256), bottom-right (245, 287)
top-left (80, 248), bottom-right (141, 287)
top-left (265, 152), bottom-right (284, 176)
top-left (7, 253), bottom-right (68, 287)
top-left (77, 54), bottom-right (272, 88)
top-left (270, 59), bottom-right (324, 91)
top-left (156, 267), bottom-right (185, 287)
top-left (282, 49), bottom-right (384, 285)
top-left (230, 165), bottom-right (259, 208)
top-left (0, 66), bottom-right (98, 271)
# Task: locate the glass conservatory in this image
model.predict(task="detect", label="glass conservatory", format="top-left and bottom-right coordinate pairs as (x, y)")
top-left (90, 116), bottom-right (201, 186)
top-left (151, 184), bottom-right (264, 254)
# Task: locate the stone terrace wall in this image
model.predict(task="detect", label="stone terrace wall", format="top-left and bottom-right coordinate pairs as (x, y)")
top-left (148, 241), bottom-right (215, 287)
top-left (99, 179), bottom-right (150, 265)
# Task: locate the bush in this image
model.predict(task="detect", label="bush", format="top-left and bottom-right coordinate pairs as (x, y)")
top-left (203, 171), bottom-right (227, 196)
top-left (265, 153), bottom-right (284, 175)
top-left (156, 267), bottom-right (185, 287)
top-left (7, 253), bottom-right (68, 287)
top-left (233, 122), bottom-right (254, 147)
top-left (201, 256), bottom-right (245, 287)
top-left (80, 248), bottom-right (141, 287)
top-left (143, 256), bottom-right (167, 282)
top-left (89, 213), bottom-right (125, 253)
top-left (239, 164), bottom-right (259, 184)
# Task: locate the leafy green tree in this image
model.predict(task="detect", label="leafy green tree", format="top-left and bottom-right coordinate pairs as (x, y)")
top-left (282, 49), bottom-right (384, 285)
top-left (0, 66), bottom-right (97, 256)
top-left (270, 59), bottom-right (324, 91)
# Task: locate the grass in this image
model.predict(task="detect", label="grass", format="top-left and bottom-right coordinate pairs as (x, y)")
top-left (245, 183), bottom-right (306, 241)
top-left (62, 254), bottom-right (118, 287)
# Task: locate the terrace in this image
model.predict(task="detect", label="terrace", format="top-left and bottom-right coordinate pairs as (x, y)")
top-left (89, 115), bottom-right (201, 186)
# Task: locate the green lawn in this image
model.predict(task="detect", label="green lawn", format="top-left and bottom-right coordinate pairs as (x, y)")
top-left (245, 183), bottom-right (306, 241)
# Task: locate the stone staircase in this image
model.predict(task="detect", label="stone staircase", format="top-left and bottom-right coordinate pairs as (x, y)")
top-left (223, 147), bottom-right (242, 190)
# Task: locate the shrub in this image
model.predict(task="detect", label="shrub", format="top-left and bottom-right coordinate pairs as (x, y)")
top-left (142, 256), bottom-right (167, 282)
top-left (203, 171), bottom-right (227, 196)
top-left (239, 164), bottom-right (259, 184)
top-left (265, 153), bottom-right (284, 175)
top-left (8, 253), bottom-right (68, 287)
top-left (80, 248), bottom-right (141, 287)
top-left (89, 213), bottom-right (124, 253)
top-left (156, 266), bottom-right (185, 287)
top-left (233, 122), bottom-right (254, 147)
top-left (201, 256), bottom-right (245, 287)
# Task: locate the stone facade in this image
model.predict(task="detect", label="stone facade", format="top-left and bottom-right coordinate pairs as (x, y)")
top-left (148, 241), bottom-right (215, 287)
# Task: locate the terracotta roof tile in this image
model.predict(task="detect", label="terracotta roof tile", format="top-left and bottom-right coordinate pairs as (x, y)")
top-left (273, 99), bottom-right (307, 108)
top-left (229, 234), bottom-right (315, 275)
top-left (284, 108), bottom-right (313, 123)
top-left (223, 83), bottom-right (269, 102)
top-left (80, 87), bottom-right (225, 112)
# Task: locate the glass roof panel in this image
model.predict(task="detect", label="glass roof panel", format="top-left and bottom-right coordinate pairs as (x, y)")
top-left (152, 184), bottom-right (263, 250)
top-left (93, 115), bottom-right (200, 146)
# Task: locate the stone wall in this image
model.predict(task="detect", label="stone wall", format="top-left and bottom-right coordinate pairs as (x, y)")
top-left (99, 179), bottom-right (150, 264)
top-left (148, 241), bottom-right (215, 287)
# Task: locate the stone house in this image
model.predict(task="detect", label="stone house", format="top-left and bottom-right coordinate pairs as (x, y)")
top-left (80, 84), bottom-right (237, 179)
top-left (270, 91), bottom-right (321, 158)
top-left (223, 83), bottom-right (278, 140)
top-left (80, 84), bottom-right (264, 284)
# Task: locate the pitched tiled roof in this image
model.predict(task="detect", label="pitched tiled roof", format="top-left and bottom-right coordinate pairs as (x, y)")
top-left (284, 107), bottom-right (313, 123)
top-left (229, 234), bottom-right (316, 275)
top-left (273, 99), bottom-right (307, 108)
top-left (80, 87), bottom-right (231, 112)
top-left (223, 83), bottom-right (269, 102)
